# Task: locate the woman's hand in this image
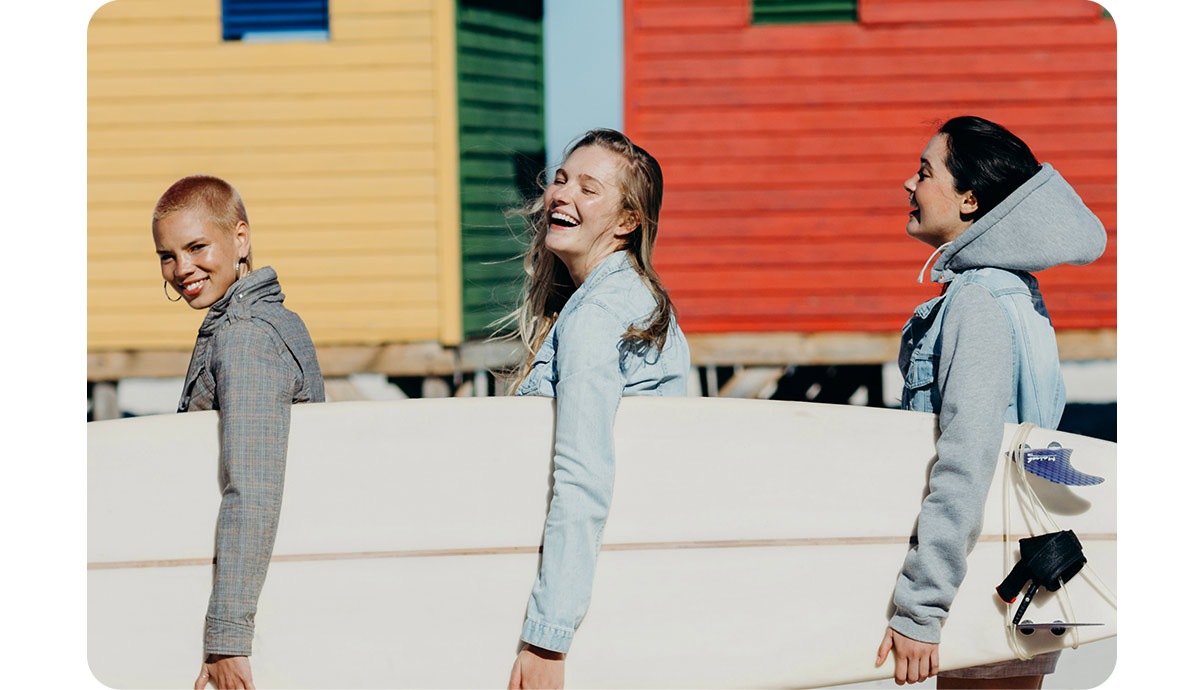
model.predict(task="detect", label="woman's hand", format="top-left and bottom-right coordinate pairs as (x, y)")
top-left (194, 655), bottom-right (255, 689)
top-left (508, 644), bottom-right (566, 690)
top-left (876, 626), bottom-right (938, 685)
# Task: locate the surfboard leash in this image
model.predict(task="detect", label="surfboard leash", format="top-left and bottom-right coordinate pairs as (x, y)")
top-left (1001, 423), bottom-right (1117, 659)
top-left (1004, 424), bottom-right (1117, 608)
top-left (1002, 423), bottom-right (1078, 657)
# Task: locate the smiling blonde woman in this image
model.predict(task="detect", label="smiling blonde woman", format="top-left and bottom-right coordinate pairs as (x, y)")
top-left (502, 130), bottom-right (691, 689)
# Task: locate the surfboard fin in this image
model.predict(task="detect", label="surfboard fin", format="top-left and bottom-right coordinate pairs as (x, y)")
top-left (996, 530), bottom-right (1087, 625)
top-left (1021, 444), bottom-right (1104, 486)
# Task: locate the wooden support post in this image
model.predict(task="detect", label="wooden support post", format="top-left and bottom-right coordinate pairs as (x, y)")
top-left (90, 382), bottom-right (120, 421)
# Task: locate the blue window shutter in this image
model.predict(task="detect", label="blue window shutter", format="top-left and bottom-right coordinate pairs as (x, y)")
top-left (222, 0), bottom-right (330, 41)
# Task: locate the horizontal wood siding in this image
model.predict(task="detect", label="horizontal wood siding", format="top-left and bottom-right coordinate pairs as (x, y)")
top-left (456, 2), bottom-right (544, 338)
top-left (626, 0), bottom-right (1116, 336)
top-left (88, 0), bottom-right (459, 352)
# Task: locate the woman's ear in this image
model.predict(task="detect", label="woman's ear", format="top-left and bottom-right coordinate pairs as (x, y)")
top-left (961, 192), bottom-right (979, 217)
top-left (233, 220), bottom-right (251, 259)
top-left (615, 211), bottom-right (638, 237)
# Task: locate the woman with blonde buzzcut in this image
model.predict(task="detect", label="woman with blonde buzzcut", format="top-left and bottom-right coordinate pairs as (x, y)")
top-left (153, 175), bottom-right (325, 690)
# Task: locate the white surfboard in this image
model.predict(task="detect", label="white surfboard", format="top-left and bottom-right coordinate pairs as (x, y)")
top-left (87, 397), bottom-right (1116, 688)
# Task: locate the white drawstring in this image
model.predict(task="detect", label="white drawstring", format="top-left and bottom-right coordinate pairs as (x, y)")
top-left (916, 241), bottom-right (953, 284)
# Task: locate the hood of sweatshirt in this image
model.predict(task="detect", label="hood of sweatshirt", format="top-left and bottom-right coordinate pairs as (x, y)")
top-left (929, 163), bottom-right (1107, 283)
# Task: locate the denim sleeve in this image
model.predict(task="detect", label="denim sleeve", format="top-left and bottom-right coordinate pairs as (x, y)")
top-left (205, 319), bottom-right (299, 657)
top-left (521, 302), bottom-right (627, 653)
top-left (890, 284), bottom-right (1012, 644)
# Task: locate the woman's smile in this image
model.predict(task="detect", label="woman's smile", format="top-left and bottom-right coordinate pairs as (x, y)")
top-left (178, 278), bottom-right (208, 298)
top-left (549, 210), bottom-right (580, 228)
top-left (153, 207), bottom-right (249, 310)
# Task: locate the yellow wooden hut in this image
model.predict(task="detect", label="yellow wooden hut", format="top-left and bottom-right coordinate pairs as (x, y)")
top-left (88, 0), bottom-right (542, 385)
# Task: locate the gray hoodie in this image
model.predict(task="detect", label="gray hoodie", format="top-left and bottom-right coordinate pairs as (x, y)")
top-left (933, 163), bottom-right (1107, 280)
top-left (890, 164), bottom-right (1107, 644)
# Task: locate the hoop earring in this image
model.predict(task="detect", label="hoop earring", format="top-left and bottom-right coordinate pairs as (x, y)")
top-left (164, 281), bottom-right (183, 302)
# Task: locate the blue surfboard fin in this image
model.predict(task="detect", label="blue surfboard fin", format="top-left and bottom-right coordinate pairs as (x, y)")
top-left (1021, 445), bottom-right (1104, 486)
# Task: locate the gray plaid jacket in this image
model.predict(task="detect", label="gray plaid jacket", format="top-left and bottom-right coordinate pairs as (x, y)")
top-left (178, 266), bottom-right (325, 657)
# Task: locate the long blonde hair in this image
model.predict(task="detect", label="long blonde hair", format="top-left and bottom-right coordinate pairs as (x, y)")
top-left (500, 129), bottom-right (677, 380)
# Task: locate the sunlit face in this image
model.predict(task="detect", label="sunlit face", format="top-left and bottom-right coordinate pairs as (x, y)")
top-left (153, 207), bottom-right (249, 310)
top-left (903, 134), bottom-right (977, 248)
top-left (543, 144), bottom-right (636, 285)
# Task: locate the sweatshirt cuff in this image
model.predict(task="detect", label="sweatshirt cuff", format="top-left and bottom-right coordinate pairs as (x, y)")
top-left (889, 613), bottom-right (942, 645)
top-left (521, 618), bottom-right (574, 654)
top-left (205, 616), bottom-right (254, 657)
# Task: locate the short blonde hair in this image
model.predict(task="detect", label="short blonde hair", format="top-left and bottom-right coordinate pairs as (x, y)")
top-left (152, 175), bottom-right (253, 267)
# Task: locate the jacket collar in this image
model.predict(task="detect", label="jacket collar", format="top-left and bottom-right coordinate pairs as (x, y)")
top-left (197, 266), bottom-right (282, 335)
top-left (559, 250), bottom-right (633, 317)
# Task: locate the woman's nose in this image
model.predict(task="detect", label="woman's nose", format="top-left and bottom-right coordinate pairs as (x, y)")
top-left (903, 174), bottom-right (918, 193)
top-left (548, 185), bottom-right (571, 206)
top-left (173, 254), bottom-right (194, 278)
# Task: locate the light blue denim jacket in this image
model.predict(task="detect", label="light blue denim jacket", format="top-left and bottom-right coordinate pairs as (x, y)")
top-left (900, 267), bottom-right (1064, 425)
top-left (516, 250), bottom-right (690, 653)
top-left (890, 164), bottom-right (1107, 643)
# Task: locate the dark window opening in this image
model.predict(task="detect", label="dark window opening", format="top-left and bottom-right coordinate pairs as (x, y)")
top-left (222, 0), bottom-right (330, 42)
top-left (752, 0), bottom-right (858, 25)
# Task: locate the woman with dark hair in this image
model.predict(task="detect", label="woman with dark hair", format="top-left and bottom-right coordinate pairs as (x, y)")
top-left (874, 116), bottom-right (1107, 688)
top-left (503, 129), bottom-right (691, 689)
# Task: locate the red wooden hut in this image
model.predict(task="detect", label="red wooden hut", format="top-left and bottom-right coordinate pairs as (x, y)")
top-left (625, 0), bottom-right (1116, 386)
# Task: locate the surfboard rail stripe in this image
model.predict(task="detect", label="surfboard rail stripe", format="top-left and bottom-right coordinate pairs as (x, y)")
top-left (88, 532), bottom-right (1117, 571)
